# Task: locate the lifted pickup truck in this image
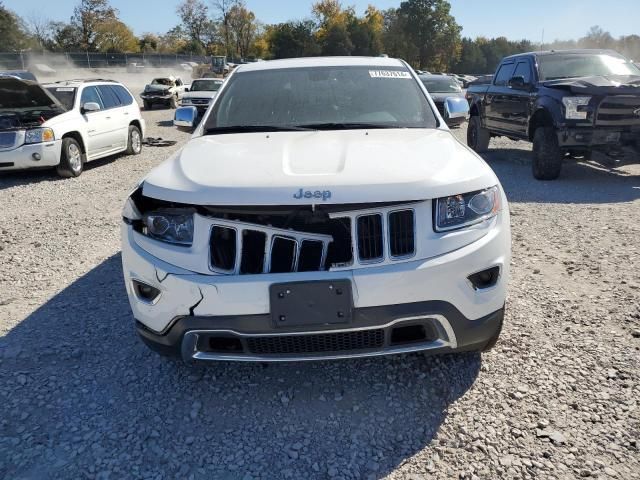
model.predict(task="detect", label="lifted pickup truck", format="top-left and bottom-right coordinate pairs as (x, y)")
top-left (466, 49), bottom-right (640, 180)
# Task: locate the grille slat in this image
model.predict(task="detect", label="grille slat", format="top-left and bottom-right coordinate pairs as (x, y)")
top-left (247, 329), bottom-right (385, 355)
top-left (357, 214), bottom-right (384, 261)
top-left (596, 96), bottom-right (640, 126)
top-left (389, 210), bottom-right (415, 257)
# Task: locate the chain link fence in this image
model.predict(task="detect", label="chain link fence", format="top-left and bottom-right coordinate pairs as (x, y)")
top-left (0, 52), bottom-right (212, 70)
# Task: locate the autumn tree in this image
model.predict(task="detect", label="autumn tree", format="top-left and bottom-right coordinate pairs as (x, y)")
top-left (94, 18), bottom-right (139, 52)
top-left (71, 0), bottom-right (117, 51)
top-left (227, 2), bottom-right (258, 58)
top-left (0, 2), bottom-right (34, 50)
top-left (267, 21), bottom-right (320, 59)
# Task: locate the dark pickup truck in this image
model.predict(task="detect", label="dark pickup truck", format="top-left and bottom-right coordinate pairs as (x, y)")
top-left (466, 49), bottom-right (640, 179)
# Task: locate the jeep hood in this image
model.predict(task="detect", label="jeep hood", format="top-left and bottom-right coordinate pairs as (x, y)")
top-left (543, 75), bottom-right (640, 94)
top-left (142, 129), bottom-right (497, 206)
top-left (0, 77), bottom-right (63, 110)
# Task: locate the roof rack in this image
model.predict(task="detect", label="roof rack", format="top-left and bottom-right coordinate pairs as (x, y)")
top-left (54, 78), bottom-right (118, 84)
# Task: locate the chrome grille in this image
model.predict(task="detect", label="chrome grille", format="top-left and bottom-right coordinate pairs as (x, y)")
top-left (357, 214), bottom-right (384, 261)
top-left (596, 96), bottom-right (640, 126)
top-left (208, 206), bottom-right (417, 274)
top-left (190, 98), bottom-right (210, 105)
top-left (209, 220), bottom-right (332, 275)
top-left (389, 210), bottom-right (415, 257)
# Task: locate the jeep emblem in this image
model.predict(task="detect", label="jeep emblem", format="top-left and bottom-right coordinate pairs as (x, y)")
top-left (293, 188), bottom-right (332, 201)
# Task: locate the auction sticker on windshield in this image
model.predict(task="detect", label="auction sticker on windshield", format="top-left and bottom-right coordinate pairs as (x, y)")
top-left (369, 70), bottom-right (412, 79)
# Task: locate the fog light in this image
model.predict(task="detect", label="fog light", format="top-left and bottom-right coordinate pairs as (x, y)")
top-left (468, 266), bottom-right (500, 290)
top-left (132, 280), bottom-right (161, 303)
top-left (32, 153), bottom-right (41, 161)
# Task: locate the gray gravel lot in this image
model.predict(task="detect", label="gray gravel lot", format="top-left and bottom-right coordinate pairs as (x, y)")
top-left (0, 109), bottom-right (639, 480)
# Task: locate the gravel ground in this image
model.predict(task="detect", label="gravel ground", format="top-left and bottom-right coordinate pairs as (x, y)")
top-left (0, 109), bottom-right (639, 480)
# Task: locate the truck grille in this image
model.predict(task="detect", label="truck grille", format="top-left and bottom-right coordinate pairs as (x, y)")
top-left (246, 329), bottom-right (385, 355)
top-left (208, 207), bottom-right (416, 274)
top-left (596, 96), bottom-right (640, 126)
top-left (190, 98), bottom-right (210, 105)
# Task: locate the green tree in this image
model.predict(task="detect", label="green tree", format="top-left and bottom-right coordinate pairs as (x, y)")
top-left (139, 33), bottom-right (159, 53)
top-left (50, 21), bottom-right (82, 51)
top-left (0, 2), bottom-right (33, 50)
top-left (176, 0), bottom-right (210, 50)
top-left (267, 21), bottom-right (320, 59)
top-left (71, 0), bottom-right (117, 51)
top-left (395, 0), bottom-right (461, 70)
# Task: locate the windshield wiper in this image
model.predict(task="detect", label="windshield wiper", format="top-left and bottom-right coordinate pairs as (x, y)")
top-left (204, 125), bottom-right (315, 135)
top-left (295, 122), bottom-right (402, 130)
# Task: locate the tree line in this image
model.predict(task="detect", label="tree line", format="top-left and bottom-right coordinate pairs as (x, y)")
top-left (2, 0), bottom-right (639, 73)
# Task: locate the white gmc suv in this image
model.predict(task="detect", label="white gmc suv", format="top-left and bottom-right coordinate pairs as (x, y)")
top-left (0, 77), bottom-right (144, 177)
top-left (121, 57), bottom-right (511, 363)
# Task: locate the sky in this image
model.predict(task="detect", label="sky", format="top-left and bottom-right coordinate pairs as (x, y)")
top-left (8, 0), bottom-right (640, 43)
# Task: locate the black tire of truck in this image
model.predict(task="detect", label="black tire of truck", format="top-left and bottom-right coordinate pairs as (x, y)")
top-left (169, 95), bottom-right (178, 109)
top-left (532, 127), bottom-right (563, 180)
top-left (467, 116), bottom-right (490, 153)
top-left (143, 100), bottom-right (152, 111)
top-left (56, 137), bottom-right (85, 178)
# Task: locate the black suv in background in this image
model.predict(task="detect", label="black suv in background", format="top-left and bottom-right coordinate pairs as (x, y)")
top-left (466, 50), bottom-right (640, 180)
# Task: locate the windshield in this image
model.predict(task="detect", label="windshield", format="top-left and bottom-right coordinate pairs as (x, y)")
top-left (419, 76), bottom-right (462, 93)
top-left (191, 80), bottom-right (222, 92)
top-left (151, 78), bottom-right (174, 86)
top-left (538, 53), bottom-right (640, 80)
top-left (205, 65), bottom-right (437, 132)
top-left (46, 87), bottom-right (76, 110)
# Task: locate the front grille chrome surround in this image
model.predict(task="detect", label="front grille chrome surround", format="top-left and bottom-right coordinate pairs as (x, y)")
top-left (209, 219), bottom-right (332, 275)
top-left (208, 205), bottom-right (418, 275)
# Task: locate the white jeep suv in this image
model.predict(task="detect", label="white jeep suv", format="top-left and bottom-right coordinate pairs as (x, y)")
top-left (0, 77), bottom-right (144, 177)
top-left (122, 57), bottom-right (510, 363)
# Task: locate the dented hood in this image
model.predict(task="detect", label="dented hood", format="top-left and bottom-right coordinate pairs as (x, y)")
top-left (0, 76), bottom-right (62, 110)
top-left (142, 129), bottom-right (498, 206)
top-left (543, 75), bottom-right (640, 94)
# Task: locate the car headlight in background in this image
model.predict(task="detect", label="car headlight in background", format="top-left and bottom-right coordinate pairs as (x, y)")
top-left (562, 96), bottom-right (591, 120)
top-left (25, 128), bottom-right (54, 144)
top-left (142, 210), bottom-right (194, 245)
top-left (434, 186), bottom-right (500, 232)
top-left (181, 98), bottom-right (192, 105)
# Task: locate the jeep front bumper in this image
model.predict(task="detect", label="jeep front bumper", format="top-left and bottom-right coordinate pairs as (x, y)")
top-left (121, 209), bottom-right (510, 362)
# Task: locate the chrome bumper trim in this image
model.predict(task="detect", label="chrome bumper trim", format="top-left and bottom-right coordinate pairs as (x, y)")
top-left (180, 315), bottom-right (457, 363)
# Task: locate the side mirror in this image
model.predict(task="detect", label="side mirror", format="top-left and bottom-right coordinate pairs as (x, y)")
top-left (508, 75), bottom-right (528, 90)
top-left (444, 97), bottom-right (469, 120)
top-left (81, 102), bottom-right (101, 113)
top-left (174, 106), bottom-right (197, 128)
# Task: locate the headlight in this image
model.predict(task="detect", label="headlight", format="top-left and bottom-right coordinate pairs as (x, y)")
top-left (25, 128), bottom-right (54, 144)
top-left (562, 96), bottom-right (591, 120)
top-left (434, 186), bottom-right (500, 232)
top-left (142, 210), bottom-right (194, 245)
top-left (181, 98), bottom-right (192, 105)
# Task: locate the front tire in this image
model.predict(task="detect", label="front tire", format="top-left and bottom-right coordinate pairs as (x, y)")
top-left (125, 125), bottom-right (142, 155)
top-left (532, 127), bottom-right (562, 180)
top-left (467, 116), bottom-right (490, 153)
top-left (56, 137), bottom-right (84, 178)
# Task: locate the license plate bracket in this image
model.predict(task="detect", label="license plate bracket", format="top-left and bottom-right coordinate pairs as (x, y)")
top-left (270, 280), bottom-right (353, 328)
